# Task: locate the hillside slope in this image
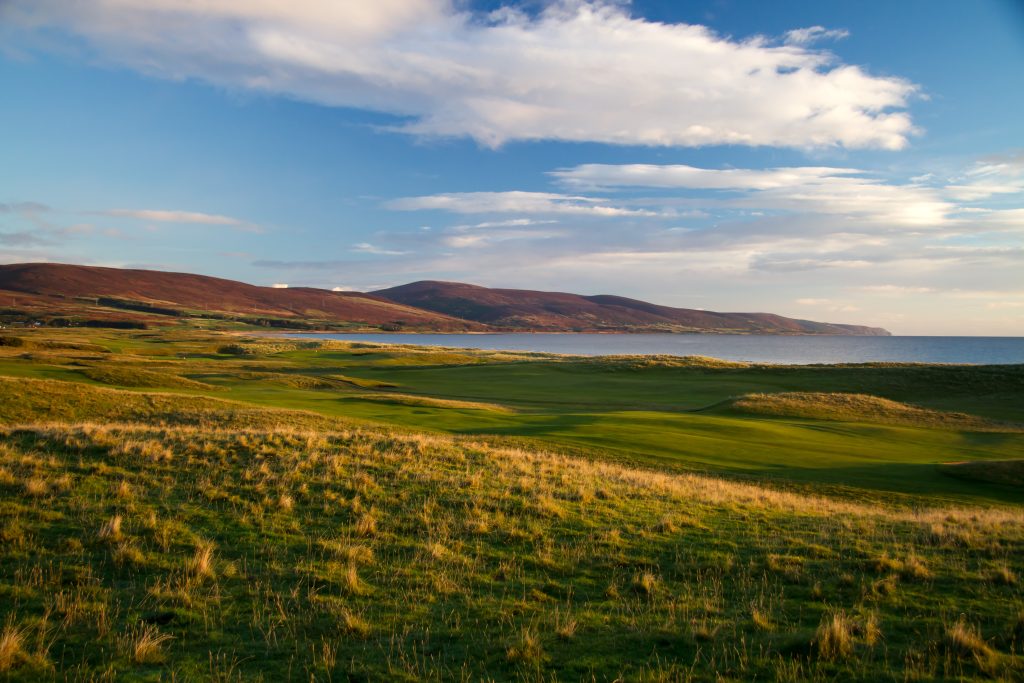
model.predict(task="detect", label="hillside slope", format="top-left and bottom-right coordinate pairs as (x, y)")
top-left (374, 280), bottom-right (891, 335)
top-left (0, 263), bottom-right (482, 330)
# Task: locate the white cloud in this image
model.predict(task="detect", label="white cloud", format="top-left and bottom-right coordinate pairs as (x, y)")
top-left (4, 1), bottom-right (917, 149)
top-left (784, 26), bottom-right (850, 46)
top-left (552, 164), bottom-right (954, 226)
top-left (105, 208), bottom-right (257, 229)
top-left (388, 191), bottom-right (660, 217)
top-left (443, 228), bottom-right (562, 249)
top-left (462, 218), bottom-right (556, 229)
top-left (351, 242), bottom-right (410, 256)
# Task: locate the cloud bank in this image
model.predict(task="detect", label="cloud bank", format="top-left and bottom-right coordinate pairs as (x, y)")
top-left (4, 1), bottom-right (917, 149)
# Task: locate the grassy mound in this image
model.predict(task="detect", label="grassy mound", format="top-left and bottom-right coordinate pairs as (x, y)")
top-left (329, 374), bottom-right (399, 389)
top-left (234, 371), bottom-right (352, 390)
top-left (0, 335), bottom-right (110, 354)
top-left (718, 392), bottom-right (1021, 431)
top-left (0, 420), bottom-right (1021, 680)
top-left (347, 392), bottom-right (515, 413)
top-left (584, 354), bottom-right (751, 370)
top-left (79, 366), bottom-right (216, 391)
top-left (234, 371), bottom-right (399, 390)
top-left (0, 376), bottom-right (353, 431)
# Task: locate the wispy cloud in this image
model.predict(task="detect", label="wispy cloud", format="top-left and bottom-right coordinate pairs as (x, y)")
top-left (0, 230), bottom-right (52, 247)
top-left (0, 202), bottom-right (49, 214)
top-left (783, 26), bottom-right (850, 46)
top-left (552, 164), bottom-right (953, 226)
top-left (5, 1), bottom-right (917, 149)
top-left (944, 152), bottom-right (1024, 201)
top-left (104, 208), bottom-right (259, 231)
top-left (351, 242), bottom-right (410, 256)
top-left (388, 191), bottom-right (661, 217)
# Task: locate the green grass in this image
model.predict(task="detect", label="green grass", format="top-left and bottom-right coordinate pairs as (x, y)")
top-left (0, 327), bottom-right (1023, 680)
top-left (1, 329), bottom-right (1022, 502)
top-left (1, 422), bottom-right (1022, 681)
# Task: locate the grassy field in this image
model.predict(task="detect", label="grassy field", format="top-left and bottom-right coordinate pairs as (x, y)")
top-left (2, 328), bottom-right (1021, 502)
top-left (0, 328), bottom-right (1022, 680)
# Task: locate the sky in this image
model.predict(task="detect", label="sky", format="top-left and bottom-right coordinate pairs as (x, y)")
top-left (1, 1), bottom-right (1023, 335)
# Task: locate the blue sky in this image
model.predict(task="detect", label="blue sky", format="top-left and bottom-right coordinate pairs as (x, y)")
top-left (1, 0), bottom-right (1023, 334)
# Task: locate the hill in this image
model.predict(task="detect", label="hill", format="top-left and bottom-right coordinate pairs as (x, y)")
top-left (0, 263), bottom-right (482, 331)
top-left (374, 280), bottom-right (891, 335)
top-left (0, 263), bottom-right (890, 334)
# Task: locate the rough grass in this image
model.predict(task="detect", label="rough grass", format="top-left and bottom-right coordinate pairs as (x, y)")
top-left (0, 420), bottom-right (1021, 680)
top-left (0, 376), bottom-right (354, 431)
top-left (720, 392), bottom-right (1023, 431)
top-left (79, 365), bottom-right (216, 390)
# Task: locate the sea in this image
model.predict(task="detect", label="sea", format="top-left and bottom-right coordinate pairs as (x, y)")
top-left (281, 333), bottom-right (1024, 365)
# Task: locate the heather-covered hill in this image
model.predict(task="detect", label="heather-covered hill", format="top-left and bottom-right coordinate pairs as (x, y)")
top-left (0, 263), bottom-right (482, 330)
top-left (374, 280), bottom-right (891, 335)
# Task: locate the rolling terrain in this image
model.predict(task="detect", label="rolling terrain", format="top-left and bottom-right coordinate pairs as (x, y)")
top-left (0, 262), bottom-right (890, 335)
top-left (0, 327), bottom-right (1021, 681)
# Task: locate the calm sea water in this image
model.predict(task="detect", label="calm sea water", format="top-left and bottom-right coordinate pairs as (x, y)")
top-left (285, 333), bottom-right (1024, 365)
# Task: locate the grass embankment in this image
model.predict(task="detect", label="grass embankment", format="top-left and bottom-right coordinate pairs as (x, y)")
top-left (717, 392), bottom-right (1023, 432)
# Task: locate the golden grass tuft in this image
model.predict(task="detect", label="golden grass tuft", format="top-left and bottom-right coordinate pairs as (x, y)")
top-left (901, 554), bottom-right (932, 581)
top-left (990, 565), bottom-right (1017, 586)
top-left (554, 613), bottom-right (578, 640)
top-left (114, 479), bottom-right (133, 500)
top-left (189, 541), bottom-right (216, 579)
top-left (815, 611), bottom-right (855, 661)
top-left (22, 477), bottom-right (48, 498)
top-left (863, 613), bottom-right (883, 648)
top-left (354, 511), bottom-right (378, 537)
top-left (653, 515), bottom-right (676, 534)
top-left (0, 623), bottom-right (26, 672)
top-left (944, 617), bottom-right (994, 660)
top-left (113, 542), bottom-right (145, 567)
top-left (98, 514), bottom-right (123, 543)
top-left (633, 571), bottom-right (659, 596)
top-left (127, 624), bottom-right (173, 664)
top-left (506, 628), bottom-right (544, 665)
top-left (341, 562), bottom-right (364, 595)
top-left (339, 609), bottom-right (370, 638)
top-left (751, 608), bottom-right (773, 632)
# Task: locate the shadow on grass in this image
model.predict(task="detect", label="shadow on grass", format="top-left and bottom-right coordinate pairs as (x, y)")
top-left (749, 461), bottom-right (1024, 505)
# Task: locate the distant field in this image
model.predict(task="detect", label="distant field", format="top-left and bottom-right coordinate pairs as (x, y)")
top-left (0, 328), bottom-right (1022, 680)
top-left (2, 328), bottom-right (1021, 502)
